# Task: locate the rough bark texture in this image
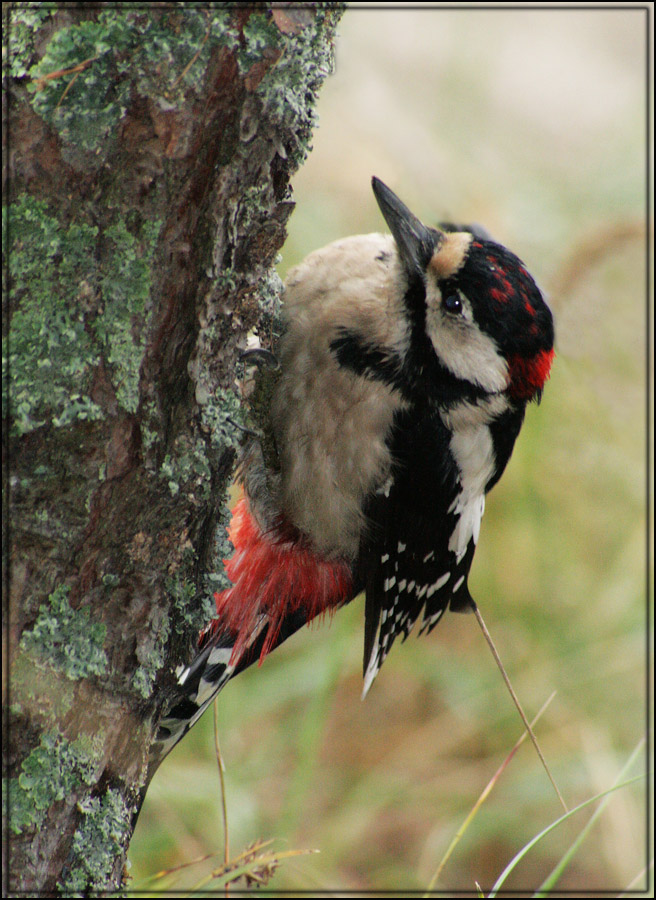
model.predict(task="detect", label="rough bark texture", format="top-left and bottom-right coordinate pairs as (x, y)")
top-left (2, 4), bottom-right (343, 894)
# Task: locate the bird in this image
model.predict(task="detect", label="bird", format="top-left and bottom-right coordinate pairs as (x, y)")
top-left (151, 177), bottom-right (555, 767)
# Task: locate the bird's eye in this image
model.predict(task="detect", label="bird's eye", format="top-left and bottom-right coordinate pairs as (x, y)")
top-left (443, 293), bottom-right (463, 315)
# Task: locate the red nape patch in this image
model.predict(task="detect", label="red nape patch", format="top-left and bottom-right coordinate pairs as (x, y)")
top-left (508, 348), bottom-right (555, 400)
top-left (490, 287), bottom-right (509, 305)
top-left (211, 496), bottom-right (353, 666)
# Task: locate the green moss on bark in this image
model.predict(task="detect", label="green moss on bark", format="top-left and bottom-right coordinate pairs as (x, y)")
top-left (7, 731), bottom-right (103, 835)
top-left (5, 197), bottom-right (102, 433)
top-left (4, 4), bottom-right (55, 79)
top-left (19, 585), bottom-right (108, 681)
top-left (5, 195), bottom-right (160, 434)
top-left (59, 788), bottom-right (133, 896)
top-left (25, 7), bottom-right (240, 168)
top-left (131, 605), bottom-right (170, 700)
top-left (253, 4), bottom-right (342, 165)
top-left (5, 4), bottom-right (345, 891)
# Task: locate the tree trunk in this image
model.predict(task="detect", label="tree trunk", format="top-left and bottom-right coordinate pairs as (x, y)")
top-left (2, 4), bottom-right (343, 894)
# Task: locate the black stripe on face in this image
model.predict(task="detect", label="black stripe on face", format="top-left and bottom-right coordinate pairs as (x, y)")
top-left (330, 328), bottom-right (404, 390)
top-left (330, 322), bottom-right (493, 411)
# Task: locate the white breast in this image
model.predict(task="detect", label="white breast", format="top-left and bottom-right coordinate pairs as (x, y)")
top-left (271, 234), bottom-right (410, 559)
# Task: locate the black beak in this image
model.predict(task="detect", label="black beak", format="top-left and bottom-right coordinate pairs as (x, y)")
top-left (371, 177), bottom-right (437, 279)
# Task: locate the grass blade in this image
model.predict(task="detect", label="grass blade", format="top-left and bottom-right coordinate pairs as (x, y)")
top-left (486, 740), bottom-right (646, 898)
top-left (184, 840), bottom-right (318, 894)
top-left (532, 737), bottom-right (646, 896)
top-left (473, 605), bottom-right (568, 813)
top-left (213, 698), bottom-right (230, 896)
top-left (424, 691), bottom-right (557, 895)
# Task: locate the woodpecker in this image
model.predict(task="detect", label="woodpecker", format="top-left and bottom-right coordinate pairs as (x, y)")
top-left (152, 178), bottom-right (554, 766)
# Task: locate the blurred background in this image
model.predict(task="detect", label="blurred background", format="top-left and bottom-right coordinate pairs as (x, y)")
top-left (130, 6), bottom-right (650, 894)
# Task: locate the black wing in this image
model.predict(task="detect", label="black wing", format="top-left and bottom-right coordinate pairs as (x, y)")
top-left (358, 407), bottom-right (477, 695)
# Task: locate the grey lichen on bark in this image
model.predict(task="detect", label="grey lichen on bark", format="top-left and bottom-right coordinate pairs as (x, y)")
top-left (3, 3), bottom-right (344, 894)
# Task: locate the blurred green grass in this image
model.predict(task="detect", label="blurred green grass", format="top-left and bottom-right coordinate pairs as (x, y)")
top-left (129, 8), bottom-right (649, 895)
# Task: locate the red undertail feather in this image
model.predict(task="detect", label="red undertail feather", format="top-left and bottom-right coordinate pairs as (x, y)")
top-left (211, 496), bottom-right (353, 665)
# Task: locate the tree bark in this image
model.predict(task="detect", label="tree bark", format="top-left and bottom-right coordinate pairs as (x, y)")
top-left (2, 4), bottom-right (343, 894)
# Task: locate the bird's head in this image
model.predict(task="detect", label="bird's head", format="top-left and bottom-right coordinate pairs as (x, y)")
top-left (372, 176), bottom-right (555, 404)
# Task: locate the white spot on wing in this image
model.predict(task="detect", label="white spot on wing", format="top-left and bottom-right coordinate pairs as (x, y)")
top-left (176, 664), bottom-right (188, 682)
top-left (427, 573), bottom-right (450, 598)
top-left (195, 676), bottom-right (220, 708)
top-left (449, 494), bottom-right (485, 561)
top-left (208, 646), bottom-right (231, 666)
top-left (362, 637), bottom-right (381, 699)
top-left (421, 607), bottom-right (445, 632)
top-left (447, 423), bottom-right (494, 561)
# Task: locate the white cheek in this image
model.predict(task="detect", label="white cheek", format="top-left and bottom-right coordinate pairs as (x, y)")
top-left (425, 303), bottom-right (508, 394)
